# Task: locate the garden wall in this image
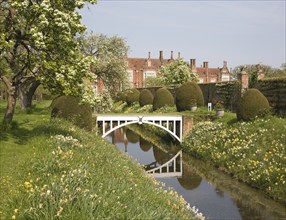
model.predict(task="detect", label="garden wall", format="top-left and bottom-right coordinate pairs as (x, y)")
top-left (252, 77), bottom-right (286, 116)
top-left (199, 81), bottom-right (241, 112)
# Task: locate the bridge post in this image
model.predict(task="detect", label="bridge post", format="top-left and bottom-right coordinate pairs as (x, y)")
top-left (182, 116), bottom-right (193, 138)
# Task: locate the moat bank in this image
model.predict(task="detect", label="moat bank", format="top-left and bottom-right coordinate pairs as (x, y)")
top-left (106, 125), bottom-right (286, 220)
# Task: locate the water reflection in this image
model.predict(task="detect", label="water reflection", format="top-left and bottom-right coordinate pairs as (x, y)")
top-left (107, 127), bottom-right (286, 220)
top-left (177, 165), bottom-right (202, 190)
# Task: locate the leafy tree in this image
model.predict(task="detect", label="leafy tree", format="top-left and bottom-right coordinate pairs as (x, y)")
top-left (0, 0), bottom-right (97, 123)
top-left (233, 64), bottom-right (286, 86)
top-left (78, 32), bottom-right (129, 96)
top-left (159, 58), bottom-right (198, 87)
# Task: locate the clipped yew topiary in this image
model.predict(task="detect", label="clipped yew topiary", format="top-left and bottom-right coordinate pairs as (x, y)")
top-left (175, 81), bottom-right (204, 111)
top-left (153, 87), bottom-right (174, 111)
top-left (126, 88), bottom-right (140, 106)
top-left (139, 89), bottom-right (153, 107)
top-left (51, 96), bottom-right (92, 131)
top-left (115, 91), bottom-right (127, 102)
top-left (236, 88), bottom-right (270, 121)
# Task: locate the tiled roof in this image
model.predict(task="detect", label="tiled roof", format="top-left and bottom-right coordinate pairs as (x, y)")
top-left (196, 67), bottom-right (221, 76)
top-left (127, 58), bottom-right (171, 70)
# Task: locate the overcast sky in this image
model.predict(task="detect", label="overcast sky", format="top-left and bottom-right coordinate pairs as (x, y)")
top-left (79, 0), bottom-right (286, 69)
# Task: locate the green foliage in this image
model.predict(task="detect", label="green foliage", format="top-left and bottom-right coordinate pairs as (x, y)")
top-left (139, 89), bottom-right (153, 107)
top-left (51, 96), bottom-right (92, 131)
top-left (125, 88), bottom-right (140, 106)
top-left (253, 77), bottom-right (286, 116)
top-left (159, 59), bottom-right (198, 86)
top-left (93, 90), bottom-right (113, 113)
top-left (153, 88), bottom-right (175, 111)
top-left (115, 91), bottom-right (127, 102)
top-left (175, 82), bottom-right (204, 111)
top-left (144, 77), bottom-right (165, 87)
top-left (237, 89), bottom-right (270, 121)
top-left (1, 104), bottom-right (198, 220)
top-left (1, 0), bottom-right (97, 122)
top-left (78, 32), bottom-right (130, 94)
top-left (182, 117), bottom-right (286, 203)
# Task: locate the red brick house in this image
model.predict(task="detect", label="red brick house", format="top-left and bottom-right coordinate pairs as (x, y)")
top-left (127, 51), bottom-right (231, 88)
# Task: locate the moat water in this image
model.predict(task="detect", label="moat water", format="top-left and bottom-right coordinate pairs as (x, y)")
top-left (106, 127), bottom-right (286, 220)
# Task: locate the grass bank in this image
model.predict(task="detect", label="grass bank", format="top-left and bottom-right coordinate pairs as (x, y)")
top-left (182, 116), bottom-right (286, 204)
top-left (0, 101), bottom-right (202, 219)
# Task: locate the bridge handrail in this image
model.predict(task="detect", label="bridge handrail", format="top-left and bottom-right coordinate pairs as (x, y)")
top-left (146, 150), bottom-right (182, 174)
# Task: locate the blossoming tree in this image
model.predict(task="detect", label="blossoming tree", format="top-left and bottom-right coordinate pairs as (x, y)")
top-left (159, 58), bottom-right (198, 87)
top-left (0, 0), bottom-right (97, 123)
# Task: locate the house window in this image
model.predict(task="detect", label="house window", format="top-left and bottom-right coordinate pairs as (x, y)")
top-left (127, 70), bottom-right (133, 82)
top-left (210, 78), bottom-right (216, 83)
top-left (222, 75), bottom-right (230, 82)
top-left (143, 71), bottom-right (156, 79)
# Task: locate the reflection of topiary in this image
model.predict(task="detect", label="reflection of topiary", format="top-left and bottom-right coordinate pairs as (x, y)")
top-left (153, 87), bottom-right (174, 111)
top-left (139, 89), bottom-right (153, 107)
top-left (51, 96), bottom-right (92, 131)
top-left (175, 82), bottom-right (204, 111)
top-left (126, 88), bottom-right (140, 106)
top-left (125, 129), bottom-right (140, 143)
top-left (139, 137), bottom-right (152, 152)
top-left (237, 89), bottom-right (270, 121)
top-left (177, 165), bottom-right (202, 190)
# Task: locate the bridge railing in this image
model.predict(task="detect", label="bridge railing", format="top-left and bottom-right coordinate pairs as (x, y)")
top-left (146, 150), bottom-right (183, 178)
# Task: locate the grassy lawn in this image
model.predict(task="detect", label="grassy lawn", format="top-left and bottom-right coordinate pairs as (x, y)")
top-left (0, 100), bottom-right (200, 220)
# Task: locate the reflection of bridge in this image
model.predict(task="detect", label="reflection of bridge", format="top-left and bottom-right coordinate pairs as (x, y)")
top-left (146, 150), bottom-right (183, 178)
top-left (97, 115), bottom-right (183, 142)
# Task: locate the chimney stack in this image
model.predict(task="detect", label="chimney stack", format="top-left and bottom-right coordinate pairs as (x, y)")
top-left (159, 50), bottom-right (163, 63)
top-left (178, 52), bottom-right (180, 59)
top-left (203, 61), bottom-right (209, 69)
top-left (223, 61), bottom-right (227, 68)
top-left (170, 51), bottom-right (173, 60)
top-left (190, 59), bottom-right (196, 69)
top-left (148, 51), bottom-right (151, 59)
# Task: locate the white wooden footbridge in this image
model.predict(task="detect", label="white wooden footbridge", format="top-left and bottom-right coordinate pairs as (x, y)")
top-left (96, 115), bottom-right (183, 142)
top-left (96, 115), bottom-right (188, 178)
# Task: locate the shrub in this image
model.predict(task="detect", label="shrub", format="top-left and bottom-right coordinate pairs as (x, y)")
top-left (51, 96), bottom-right (92, 131)
top-left (114, 91), bottom-right (127, 102)
top-left (175, 81), bottom-right (204, 111)
top-left (126, 88), bottom-right (140, 106)
top-left (236, 89), bottom-right (270, 121)
top-left (153, 88), bottom-right (174, 111)
top-left (139, 89), bottom-right (153, 107)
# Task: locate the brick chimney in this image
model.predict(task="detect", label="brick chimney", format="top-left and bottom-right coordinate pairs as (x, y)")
top-left (203, 61), bottom-right (209, 69)
top-left (190, 59), bottom-right (196, 69)
top-left (170, 51), bottom-right (174, 60)
top-left (148, 51), bottom-right (151, 59)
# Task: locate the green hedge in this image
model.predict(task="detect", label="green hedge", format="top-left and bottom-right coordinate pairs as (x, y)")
top-left (253, 77), bottom-right (286, 116)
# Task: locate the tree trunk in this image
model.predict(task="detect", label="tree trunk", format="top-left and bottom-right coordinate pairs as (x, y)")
top-left (19, 79), bottom-right (40, 109)
top-left (1, 76), bottom-right (17, 123)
